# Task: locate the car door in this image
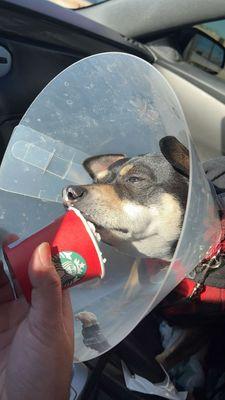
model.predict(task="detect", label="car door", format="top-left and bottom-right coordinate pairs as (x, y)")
top-left (146, 20), bottom-right (225, 161)
top-left (81, 0), bottom-right (225, 160)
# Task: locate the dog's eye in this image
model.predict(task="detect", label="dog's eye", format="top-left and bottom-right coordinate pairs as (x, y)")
top-left (127, 176), bottom-right (143, 183)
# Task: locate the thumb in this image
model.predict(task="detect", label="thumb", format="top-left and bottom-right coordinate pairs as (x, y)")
top-left (28, 242), bottom-right (63, 324)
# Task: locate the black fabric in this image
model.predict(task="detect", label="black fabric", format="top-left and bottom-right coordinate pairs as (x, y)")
top-left (189, 157), bottom-right (225, 288)
top-left (203, 157), bottom-right (225, 194)
top-left (115, 313), bottom-right (165, 383)
top-left (160, 157), bottom-right (225, 322)
top-left (204, 324), bottom-right (225, 400)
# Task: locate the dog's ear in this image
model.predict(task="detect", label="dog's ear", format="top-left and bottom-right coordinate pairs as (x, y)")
top-left (159, 136), bottom-right (189, 178)
top-left (83, 154), bottom-right (126, 181)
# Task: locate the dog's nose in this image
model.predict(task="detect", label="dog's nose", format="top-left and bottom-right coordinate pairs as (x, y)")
top-left (64, 186), bottom-right (87, 202)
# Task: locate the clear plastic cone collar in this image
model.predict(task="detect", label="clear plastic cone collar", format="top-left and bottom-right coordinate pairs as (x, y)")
top-left (0, 52), bottom-right (221, 362)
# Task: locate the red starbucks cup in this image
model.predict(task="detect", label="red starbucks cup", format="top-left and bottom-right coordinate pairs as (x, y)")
top-left (3, 208), bottom-right (105, 302)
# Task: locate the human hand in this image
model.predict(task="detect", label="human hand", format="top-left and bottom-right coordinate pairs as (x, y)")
top-left (0, 242), bottom-right (74, 400)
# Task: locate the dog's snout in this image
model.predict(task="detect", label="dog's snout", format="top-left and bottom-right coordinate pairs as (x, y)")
top-left (64, 186), bottom-right (87, 202)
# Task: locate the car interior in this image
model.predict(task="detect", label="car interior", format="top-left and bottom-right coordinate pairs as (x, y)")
top-left (1, 0), bottom-right (225, 399)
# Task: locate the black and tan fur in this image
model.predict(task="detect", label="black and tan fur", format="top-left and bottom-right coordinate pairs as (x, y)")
top-left (63, 136), bottom-right (189, 261)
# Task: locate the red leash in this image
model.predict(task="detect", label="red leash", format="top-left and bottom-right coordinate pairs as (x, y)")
top-left (188, 216), bottom-right (225, 300)
top-left (145, 216), bottom-right (225, 317)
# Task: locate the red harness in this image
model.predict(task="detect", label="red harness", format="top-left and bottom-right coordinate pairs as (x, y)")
top-left (146, 219), bottom-right (225, 320)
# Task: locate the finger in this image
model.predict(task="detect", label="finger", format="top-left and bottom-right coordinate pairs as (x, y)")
top-left (62, 289), bottom-right (74, 341)
top-left (0, 297), bottom-right (28, 333)
top-left (28, 243), bottom-right (63, 326)
top-left (0, 325), bottom-right (19, 353)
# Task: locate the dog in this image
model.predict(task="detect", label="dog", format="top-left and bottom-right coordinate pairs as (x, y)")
top-left (63, 136), bottom-right (189, 261)
top-left (62, 136), bottom-right (195, 370)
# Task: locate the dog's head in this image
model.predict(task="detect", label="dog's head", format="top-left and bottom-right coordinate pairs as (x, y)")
top-left (63, 136), bottom-right (189, 260)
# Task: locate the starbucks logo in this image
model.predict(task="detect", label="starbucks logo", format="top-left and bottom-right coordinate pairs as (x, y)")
top-left (52, 251), bottom-right (87, 288)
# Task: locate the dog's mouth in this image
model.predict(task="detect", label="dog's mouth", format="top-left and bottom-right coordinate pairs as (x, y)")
top-left (63, 193), bottom-right (130, 245)
top-left (86, 219), bottom-right (102, 243)
top-left (79, 211), bottom-right (129, 237)
top-left (62, 188), bottom-right (129, 236)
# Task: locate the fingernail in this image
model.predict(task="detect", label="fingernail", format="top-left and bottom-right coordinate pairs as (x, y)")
top-left (38, 242), bottom-right (52, 266)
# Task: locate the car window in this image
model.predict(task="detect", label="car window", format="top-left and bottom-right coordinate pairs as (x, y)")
top-left (183, 20), bottom-right (225, 81)
top-left (46, 0), bottom-right (109, 9)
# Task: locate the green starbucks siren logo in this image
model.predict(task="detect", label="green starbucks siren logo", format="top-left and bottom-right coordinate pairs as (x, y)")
top-left (52, 251), bottom-right (87, 288)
